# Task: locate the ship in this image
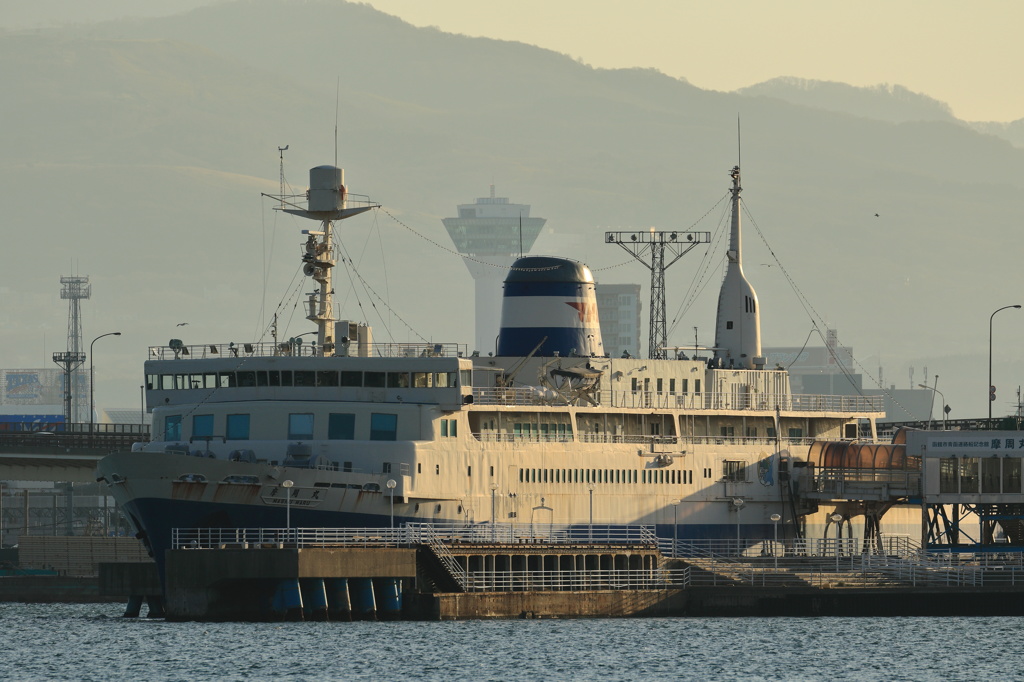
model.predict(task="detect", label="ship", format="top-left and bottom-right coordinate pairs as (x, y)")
top-left (97, 161), bottom-right (910, 575)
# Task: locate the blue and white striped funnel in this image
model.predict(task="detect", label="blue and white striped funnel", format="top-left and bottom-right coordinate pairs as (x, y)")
top-left (497, 256), bottom-right (604, 357)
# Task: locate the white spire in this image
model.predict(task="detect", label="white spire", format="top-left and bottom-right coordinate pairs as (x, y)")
top-left (713, 166), bottom-right (764, 370)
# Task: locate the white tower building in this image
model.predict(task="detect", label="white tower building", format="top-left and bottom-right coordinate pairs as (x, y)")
top-left (442, 187), bottom-right (546, 354)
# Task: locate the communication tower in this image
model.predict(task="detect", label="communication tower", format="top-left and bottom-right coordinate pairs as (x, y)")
top-left (57, 275), bottom-right (90, 422)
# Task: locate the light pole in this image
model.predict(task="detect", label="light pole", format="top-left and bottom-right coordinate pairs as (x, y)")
top-left (830, 512), bottom-right (843, 571)
top-left (732, 498), bottom-right (744, 556)
top-left (282, 479), bottom-right (294, 541)
top-left (918, 383), bottom-right (948, 430)
top-left (770, 513), bottom-right (781, 570)
top-left (387, 479), bottom-right (397, 530)
top-left (89, 332), bottom-right (122, 432)
top-left (989, 305), bottom-right (1021, 428)
top-left (671, 500), bottom-right (679, 558)
top-left (489, 484), bottom-right (498, 542)
top-left (588, 485), bottom-right (594, 542)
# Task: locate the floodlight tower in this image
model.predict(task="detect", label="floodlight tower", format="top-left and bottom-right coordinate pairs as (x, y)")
top-left (442, 187), bottom-right (546, 355)
top-left (606, 230), bottom-right (709, 359)
top-left (59, 275), bottom-right (91, 423)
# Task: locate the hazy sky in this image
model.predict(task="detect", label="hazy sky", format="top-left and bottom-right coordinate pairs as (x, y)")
top-left (6, 0), bottom-right (1022, 122)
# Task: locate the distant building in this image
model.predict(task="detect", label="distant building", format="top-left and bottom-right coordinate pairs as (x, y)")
top-left (596, 284), bottom-right (642, 358)
top-left (442, 187), bottom-right (546, 355)
top-left (764, 329), bottom-right (932, 422)
top-left (0, 368), bottom-right (68, 429)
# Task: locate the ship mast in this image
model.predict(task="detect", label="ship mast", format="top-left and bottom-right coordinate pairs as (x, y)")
top-left (712, 165), bottom-right (764, 369)
top-left (270, 164), bottom-right (377, 355)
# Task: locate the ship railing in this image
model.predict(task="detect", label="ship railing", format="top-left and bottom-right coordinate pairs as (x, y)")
top-left (666, 535), bottom-right (939, 587)
top-left (403, 523), bottom-right (659, 545)
top-left (471, 387), bottom-right (885, 413)
top-left (148, 341), bottom-right (467, 360)
top-left (667, 535), bottom-right (919, 561)
top-left (171, 526), bottom-right (413, 549)
top-left (171, 523), bottom-right (660, 549)
top-left (812, 469), bottom-right (923, 497)
top-left (461, 567), bottom-right (690, 592)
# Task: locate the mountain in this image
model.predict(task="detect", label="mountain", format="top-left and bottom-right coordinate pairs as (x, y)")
top-left (1, 0), bottom-right (1022, 418)
top-left (740, 77), bottom-right (1024, 148)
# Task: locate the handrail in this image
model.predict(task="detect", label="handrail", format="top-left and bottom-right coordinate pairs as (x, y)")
top-left (170, 523), bottom-right (660, 549)
top-left (470, 387), bottom-right (885, 413)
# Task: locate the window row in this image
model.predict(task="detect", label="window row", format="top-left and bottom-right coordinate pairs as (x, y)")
top-left (163, 411), bottom-right (399, 441)
top-left (631, 378), bottom-right (702, 393)
top-left (517, 467), bottom-right (690, 485)
top-left (148, 370), bottom-right (460, 390)
top-left (939, 457), bottom-right (1023, 494)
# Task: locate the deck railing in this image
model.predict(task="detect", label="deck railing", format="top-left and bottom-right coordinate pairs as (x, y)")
top-left (171, 523), bottom-right (659, 549)
top-left (149, 341), bottom-right (467, 361)
top-left (471, 387), bottom-right (884, 413)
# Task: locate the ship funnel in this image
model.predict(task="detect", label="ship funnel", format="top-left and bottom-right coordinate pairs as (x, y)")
top-left (496, 256), bottom-right (604, 357)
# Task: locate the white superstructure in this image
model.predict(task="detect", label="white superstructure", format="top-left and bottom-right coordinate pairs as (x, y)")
top-left (98, 163), bottom-right (910, 574)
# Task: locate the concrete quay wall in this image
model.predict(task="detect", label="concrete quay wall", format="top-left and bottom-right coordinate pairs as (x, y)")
top-left (432, 589), bottom-right (688, 620)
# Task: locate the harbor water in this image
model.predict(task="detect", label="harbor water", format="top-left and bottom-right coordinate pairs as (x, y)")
top-left (1, 603), bottom-right (1021, 681)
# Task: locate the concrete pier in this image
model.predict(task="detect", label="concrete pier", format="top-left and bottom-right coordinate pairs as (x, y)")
top-left (165, 547), bottom-right (417, 620)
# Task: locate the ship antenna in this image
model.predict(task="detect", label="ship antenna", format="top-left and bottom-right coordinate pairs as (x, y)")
top-left (737, 115), bottom-right (742, 170)
top-left (334, 77), bottom-right (340, 168)
top-left (277, 145), bottom-right (288, 209)
top-left (519, 211), bottom-right (523, 258)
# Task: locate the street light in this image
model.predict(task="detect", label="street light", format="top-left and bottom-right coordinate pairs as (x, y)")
top-left (671, 500), bottom-right (680, 558)
top-left (732, 498), bottom-right (744, 557)
top-left (989, 305), bottom-right (1021, 428)
top-left (588, 485), bottom-right (595, 542)
top-left (918, 383), bottom-right (948, 430)
top-left (770, 513), bottom-right (782, 570)
top-left (282, 479), bottom-right (294, 540)
top-left (387, 479), bottom-right (397, 530)
top-left (489, 483), bottom-right (498, 542)
top-left (89, 332), bottom-right (122, 432)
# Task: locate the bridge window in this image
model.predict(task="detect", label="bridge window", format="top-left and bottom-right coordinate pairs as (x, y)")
top-left (365, 371), bottom-right (385, 388)
top-left (164, 415), bottom-right (182, 441)
top-left (317, 371), bottom-right (339, 387)
top-left (387, 372), bottom-right (410, 388)
top-left (226, 414), bottom-right (250, 440)
top-left (294, 371), bottom-right (315, 387)
top-left (723, 460), bottom-right (747, 482)
top-left (370, 413), bottom-right (398, 441)
top-left (288, 413), bottom-right (314, 440)
top-left (328, 413), bottom-right (355, 440)
top-left (413, 372), bottom-right (432, 388)
top-left (340, 371), bottom-right (362, 387)
top-left (193, 414), bottom-right (214, 438)
top-left (237, 371), bottom-right (256, 387)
